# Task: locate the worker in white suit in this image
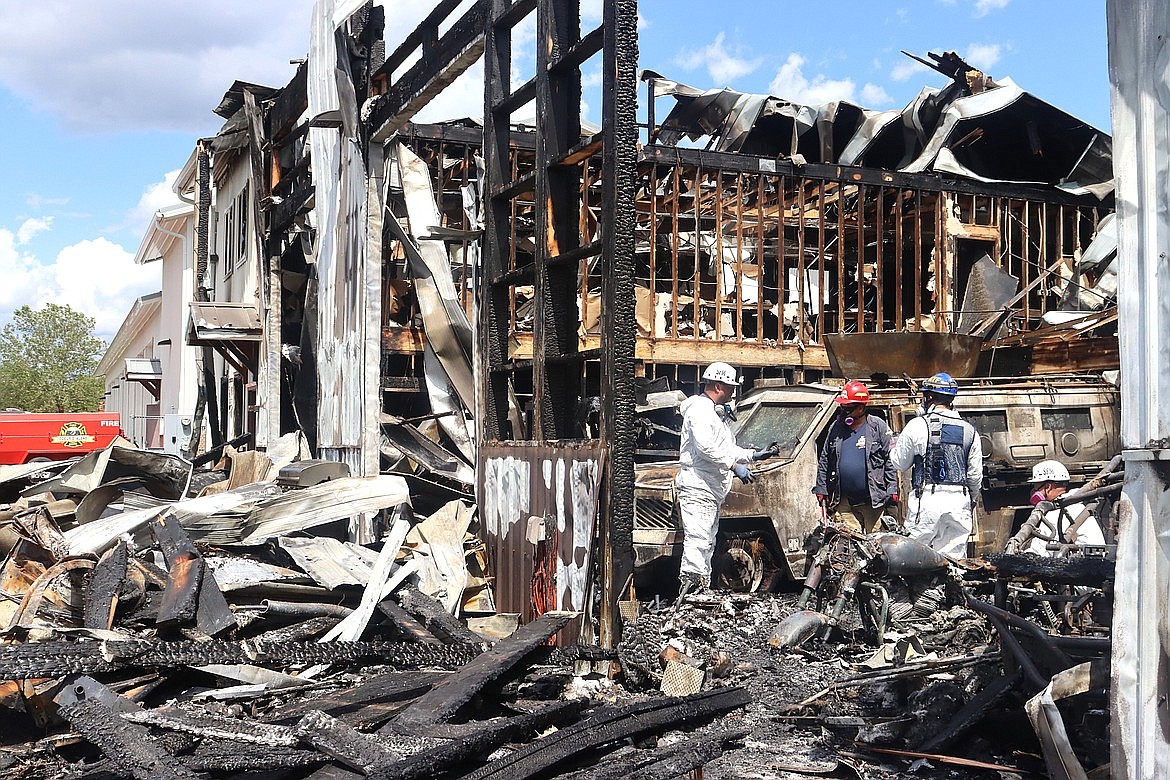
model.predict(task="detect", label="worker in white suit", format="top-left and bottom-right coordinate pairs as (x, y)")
top-left (890, 372), bottom-right (983, 558)
top-left (675, 362), bottom-right (778, 595)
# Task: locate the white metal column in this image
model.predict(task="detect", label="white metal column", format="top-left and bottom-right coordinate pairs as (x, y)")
top-left (1107, 2), bottom-right (1170, 776)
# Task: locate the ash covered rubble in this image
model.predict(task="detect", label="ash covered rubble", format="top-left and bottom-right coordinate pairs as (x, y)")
top-left (0, 438), bottom-right (755, 780)
top-left (613, 458), bottom-right (1121, 779)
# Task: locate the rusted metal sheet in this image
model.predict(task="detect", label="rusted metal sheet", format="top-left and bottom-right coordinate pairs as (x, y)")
top-left (477, 442), bottom-right (605, 625)
top-left (824, 331), bottom-right (984, 379)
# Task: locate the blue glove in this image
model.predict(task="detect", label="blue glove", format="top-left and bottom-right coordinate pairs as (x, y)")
top-left (732, 463), bottom-right (755, 484)
top-left (752, 442), bottom-right (780, 461)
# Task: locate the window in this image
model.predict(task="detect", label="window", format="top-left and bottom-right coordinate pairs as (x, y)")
top-left (735, 403), bottom-right (823, 457)
top-left (963, 410), bottom-right (1009, 436)
top-left (1041, 407), bottom-right (1093, 431)
top-left (220, 183), bottom-right (250, 276)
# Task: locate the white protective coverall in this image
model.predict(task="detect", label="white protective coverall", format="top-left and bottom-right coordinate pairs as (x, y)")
top-left (1026, 501), bottom-right (1107, 556)
top-left (890, 407), bottom-right (983, 558)
top-left (675, 394), bottom-right (755, 583)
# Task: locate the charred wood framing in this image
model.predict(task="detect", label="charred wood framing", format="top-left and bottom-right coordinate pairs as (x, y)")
top-left (598, 0), bottom-right (639, 649)
top-left (367, 0), bottom-right (490, 141)
top-left (392, 610), bottom-right (575, 729)
top-left (377, 598), bottom-right (443, 644)
top-left (456, 686), bottom-right (752, 780)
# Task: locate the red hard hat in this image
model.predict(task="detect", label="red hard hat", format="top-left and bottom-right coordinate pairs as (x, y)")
top-left (836, 380), bottom-right (870, 405)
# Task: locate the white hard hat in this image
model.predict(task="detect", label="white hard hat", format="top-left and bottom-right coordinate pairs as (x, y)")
top-left (702, 362), bottom-right (740, 386)
top-left (1029, 460), bottom-right (1070, 483)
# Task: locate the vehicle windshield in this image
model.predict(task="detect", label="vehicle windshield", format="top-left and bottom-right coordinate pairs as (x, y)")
top-left (735, 402), bottom-right (825, 457)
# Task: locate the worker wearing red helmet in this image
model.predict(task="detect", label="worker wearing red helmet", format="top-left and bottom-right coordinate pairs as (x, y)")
top-left (812, 380), bottom-right (898, 533)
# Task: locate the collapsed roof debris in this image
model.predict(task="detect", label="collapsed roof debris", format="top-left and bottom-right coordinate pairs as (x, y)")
top-left (645, 50), bottom-right (1113, 197)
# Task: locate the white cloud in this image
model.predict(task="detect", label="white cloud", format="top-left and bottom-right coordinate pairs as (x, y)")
top-left (891, 59), bottom-right (930, 82)
top-left (52, 238), bottom-right (159, 337)
top-left (0, 228), bottom-right (156, 338)
top-left (964, 43), bottom-right (1003, 71)
top-left (676, 33), bottom-right (761, 86)
top-left (974, 0), bottom-right (1010, 17)
top-left (769, 53), bottom-right (859, 105)
top-left (25, 194), bottom-right (70, 210)
top-left (0, 0), bottom-right (500, 136)
top-left (860, 83), bottom-right (894, 106)
top-left (123, 170), bottom-right (183, 236)
top-left (16, 217), bottom-right (53, 245)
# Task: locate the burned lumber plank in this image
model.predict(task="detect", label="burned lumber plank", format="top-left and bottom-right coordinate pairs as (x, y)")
top-left (84, 540), bottom-right (129, 630)
top-left (253, 615), bottom-right (343, 643)
top-left (391, 611), bottom-right (576, 729)
top-left (395, 586), bottom-right (484, 646)
top-left (124, 707), bottom-right (298, 746)
top-left (296, 710), bottom-right (403, 773)
top-left (564, 727), bottom-right (750, 780)
top-left (368, 699), bottom-right (586, 780)
top-left (57, 698), bottom-right (198, 780)
top-left (186, 737), bottom-right (327, 773)
top-left (0, 639), bottom-right (479, 678)
top-left (377, 598), bottom-right (442, 644)
top-left (268, 671), bottom-right (448, 728)
top-left (151, 511), bottom-right (236, 636)
top-left (454, 687), bottom-right (752, 780)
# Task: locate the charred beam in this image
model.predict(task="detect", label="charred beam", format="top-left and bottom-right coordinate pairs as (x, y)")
top-left (457, 687), bottom-right (752, 780)
top-left (368, 0), bottom-right (491, 141)
top-left (267, 62), bottom-right (308, 142)
top-left (84, 540), bottom-right (129, 631)
top-left (125, 708), bottom-right (298, 746)
top-left (186, 738), bottom-right (327, 773)
top-left (379, 0), bottom-right (463, 79)
top-left (151, 511), bottom-right (236, 636)
top-left (391, 611), bottom-right (576, 729)
top-left (563, 727), bottom-right (749, 780)
top-left (395, 586), bottom-right (485, 646)
top-left (297, 710), bottom-right (403, 773)
top-left (270, 671), bottom-right (448, 729)
top-left (639, 144), bottom-right (1108, 206)
top-left (369, 699), bottom-right (585, 780)
top-left (57, 698), bottom-right (198, 780)
top-left (377, 599), bottom-right (443, 644)
top-left (0, 639), bottom-right (479, 679)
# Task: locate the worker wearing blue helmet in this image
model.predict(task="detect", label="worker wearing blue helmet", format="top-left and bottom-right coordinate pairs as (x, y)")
top-left (889, 372), bottom-right (983, 557)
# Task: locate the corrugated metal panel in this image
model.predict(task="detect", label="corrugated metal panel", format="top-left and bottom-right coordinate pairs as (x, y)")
top-left (1106, 1), bottom-right (1170, 776)
top-left (478, 442), bottom-right (605, 630)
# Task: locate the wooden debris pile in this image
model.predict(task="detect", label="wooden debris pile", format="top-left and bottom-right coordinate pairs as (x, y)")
top-left (0, 443), bottom-right (749, 779)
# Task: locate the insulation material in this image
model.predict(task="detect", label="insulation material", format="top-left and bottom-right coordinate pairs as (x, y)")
top-left (405, 499), bottom-right (475, 614)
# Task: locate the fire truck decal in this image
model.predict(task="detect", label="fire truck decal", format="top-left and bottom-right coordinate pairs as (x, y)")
top-left (51, 422), bottom-right (97, 448)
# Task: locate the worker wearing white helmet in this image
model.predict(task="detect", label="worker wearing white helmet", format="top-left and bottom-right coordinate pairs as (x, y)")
top-left (1006, 460), bottom-right (1106, 555)
top-left (675, 362), bottom-right (778, 596)
top-left (890, 372), bottom-right (983, 558)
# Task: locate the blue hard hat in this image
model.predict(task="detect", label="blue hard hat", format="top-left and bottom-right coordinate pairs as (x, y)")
top-left (923, 372), bottom-right (958, 396)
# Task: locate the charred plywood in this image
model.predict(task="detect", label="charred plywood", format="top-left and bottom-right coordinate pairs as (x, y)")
top-left (478, 443), bottom-right (605, 626)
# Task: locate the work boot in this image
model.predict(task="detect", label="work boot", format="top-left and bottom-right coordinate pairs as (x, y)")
top-left (677, 573), bottom-right (709, 600)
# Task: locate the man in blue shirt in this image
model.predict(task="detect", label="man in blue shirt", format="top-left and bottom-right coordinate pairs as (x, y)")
top-left (812, 380), bottom-right (898, 533)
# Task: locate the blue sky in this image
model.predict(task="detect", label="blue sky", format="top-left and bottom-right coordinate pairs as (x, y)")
top-left (0, 0), bottom-right (1109, 340)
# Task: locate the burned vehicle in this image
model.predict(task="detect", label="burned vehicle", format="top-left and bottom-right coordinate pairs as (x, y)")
top-left (633, 373), bottom-right (1120, 592)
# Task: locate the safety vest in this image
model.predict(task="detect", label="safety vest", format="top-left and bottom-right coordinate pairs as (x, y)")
top-left (912, 413), bottom-right (975, 494)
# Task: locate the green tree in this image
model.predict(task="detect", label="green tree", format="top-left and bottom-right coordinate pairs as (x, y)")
top-left (0, 304), bottom-right (106, 413)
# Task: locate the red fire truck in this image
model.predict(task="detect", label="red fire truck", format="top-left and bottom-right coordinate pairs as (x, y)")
top-left (0, 412), bottom-right (123, 465)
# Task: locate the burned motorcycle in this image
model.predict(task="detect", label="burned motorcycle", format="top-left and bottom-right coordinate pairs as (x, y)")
top-left (770, 522), bottom-right (951, 650)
